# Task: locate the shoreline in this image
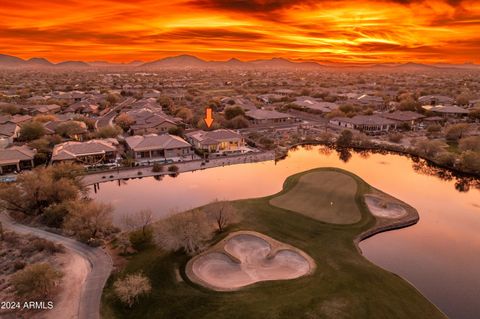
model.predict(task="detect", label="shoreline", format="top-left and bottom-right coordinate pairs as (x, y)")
top-left (281, 141), bottom-right (480, 178)
top-left (82, 151), bottom-right (275, 186)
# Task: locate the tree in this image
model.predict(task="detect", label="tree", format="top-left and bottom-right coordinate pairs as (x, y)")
top-left (156, 209), bottom-right (212, 255)
top-left (175, 107), bottom-right (194, 123)
top-left (113, 273), bottom-right (151, 308)
top-left (33, 114), bottom-right (57, 123)
top-left (388, 132), bottom-right (403, 143)
top-left (168, 126), bottom-right (184, 137)
top-left (459, 151), bottom-right (480, 174)
top-left (336, 130), bottom-right (353, 147)
top-left (19, 121), bottom-right (45, 141)
top-left (227, 115), bottom-right (249, 129)
top-left (204, 200), bottom-right (239, 232)
top-left (224, 106), bottom-right (245, 120)
top-left (468, 107), bottom-right (480, 121)
top-left (459, 136), bottom-right (480, 152)
top-left (11, 263), bottom-right (62, 298)
top-left (0, 103), bottom-right (21, 115)
top-left (123, 210), bottom-right (153, 236)
top-left (0, 164), bottom-right (82, 217)
top-left (326, 109), bottom-right (346, 119)
top-left (398, 97), bottom-right (419, 111)
top-left (434, 152), bottom-right (456, 166)
top-left (63, 200), bottom-right (114, 243)
top-left (414, 139), bottom-right (446, 158)
top-left (106, 93), bottom-right (120, 106)
top-left (456, 92), bottom-right (471, 106)
top-left (115, 113), bottom-right (135, 131)
top-left (157, 96), bottom-right (173, 111)
top-left (427, 124), bottom-right (442, 134)
top-left (55, 121), bottom-right (86, 138)
top-left (95, 125), bottom-right (122, 138)
top-left (445, 124), bottom-right (469, 142)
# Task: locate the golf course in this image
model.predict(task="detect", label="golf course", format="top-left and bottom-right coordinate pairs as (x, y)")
top-left (101, 167), bottom-right (447, 319)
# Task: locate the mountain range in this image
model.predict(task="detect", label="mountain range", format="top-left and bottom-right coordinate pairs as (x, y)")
top-left (0, 53), bottom-right (479, 70)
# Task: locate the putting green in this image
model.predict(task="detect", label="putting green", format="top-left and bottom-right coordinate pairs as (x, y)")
top-left (270, 170), bottom-right (361, 224)
top-left (102, 168), bottom-right (446, 319)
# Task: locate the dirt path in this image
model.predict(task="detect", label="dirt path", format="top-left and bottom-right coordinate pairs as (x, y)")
top-left (45, 252), bottom-right (89, 319)
top-left (0, 213), bottom-right (112, 319)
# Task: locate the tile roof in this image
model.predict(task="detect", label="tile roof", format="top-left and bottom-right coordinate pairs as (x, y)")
top-left (125, 134), bottom-right (191, 151)
top-left (52, 139), bottom-right (117, 161)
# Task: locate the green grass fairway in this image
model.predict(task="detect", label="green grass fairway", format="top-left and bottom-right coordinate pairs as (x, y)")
top-left (101, 168), bottom-right (446, 319)
top-left (270, 171), bottom-right (361, 224)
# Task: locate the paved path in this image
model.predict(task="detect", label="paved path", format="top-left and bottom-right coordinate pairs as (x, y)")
top-left (0, 214), bottom-right (112, 319)
top-left (95, 97), bottom-right (135, 129)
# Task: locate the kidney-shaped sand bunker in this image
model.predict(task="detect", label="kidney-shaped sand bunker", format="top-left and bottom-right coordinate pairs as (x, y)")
top-left (186, 231), bottom-right (315, 291)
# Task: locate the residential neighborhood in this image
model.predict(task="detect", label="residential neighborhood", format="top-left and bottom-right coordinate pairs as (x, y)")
top-left (0, 67), bottom-right (478, 177)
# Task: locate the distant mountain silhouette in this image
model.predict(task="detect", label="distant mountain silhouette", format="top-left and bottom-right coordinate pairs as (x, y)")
top-left (26, 57), bottom-right (54, 66)
top-left (0, 54), bottom-right (89, 68)
top-left (141, 54), bottom-right (208, 68)
top-left (140, 55), bottom-right (325, 69)
top-left (0, 54), bottom-right (25, 66)
top-left (0, 53), bottom-right (478, 70)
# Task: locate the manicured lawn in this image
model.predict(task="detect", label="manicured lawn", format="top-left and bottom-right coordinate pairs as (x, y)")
top-left (101, 167), bottom-right (446, 319)
top-left (270, 170), bottom-right (361, 224)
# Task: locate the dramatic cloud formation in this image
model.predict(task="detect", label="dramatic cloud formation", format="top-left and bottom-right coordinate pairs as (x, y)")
top-left (1, 0), bottom-right (479, 63)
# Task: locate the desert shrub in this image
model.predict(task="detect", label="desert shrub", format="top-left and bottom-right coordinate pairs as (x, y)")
top-left (459, 151), bottom-right (480, 174)
top-left (167, 165), bottom-right (179, 173)
top-left (445, 124), bottom-right (469, 142)
top-left (113, 273), bottom-right (151, 308)
top-left (434, 152), bottom-right (457, 166)
top-left (336, 130), bottom-right (353, 147)
top-left (129, 228), bottom-right (153, 251)
top-left (32, 238), bottom-right (64, 254)
top-left (388, 132), bottom-right (403, 143)
top-left (152, 163), bottom-right (163, 173)
top-left (156, 209), bottom-right (213, 255)
top-left (458, 136), bottom-right (480, 152)
top-left (11, 263), bottom-right (62, 298)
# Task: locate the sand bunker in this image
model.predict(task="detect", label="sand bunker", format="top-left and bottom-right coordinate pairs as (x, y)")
top-left (364, 194), bottom-right (407, 219)
top-left (187, 231), bottom-right (315, 291)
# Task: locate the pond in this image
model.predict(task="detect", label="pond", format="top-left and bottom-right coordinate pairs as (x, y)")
top-left (92, 145), bottom-right (480, 319)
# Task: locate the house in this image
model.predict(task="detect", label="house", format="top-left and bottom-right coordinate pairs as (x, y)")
top-left (245, 109), bottom-right (295, 125)
top-left (423, 116), bottom-right (445, 126)
top-left (380, 111), bottom-right (425, 128)
top-left (9, 115), bottom-right (33, 126)
top-left (51, 139), bottom-right (118, 165)
top-left (127, 108), bottom-right (178, 135)
top-left (125, 134), bottom-right (193, 162)
top-left (293, 96), bottom-right (338, 113)
top-left (24, 104), bottom-right (61, 115)
top-left (186, 129), bottom-right (245, 153)
top-left (220, 96), bottom-right (256, 111)
top-left (419, 95), bottom-right (454, 106)
top-left (256, 94), bottom-right (282, 104)
top-left (422, 105), bottom-right (469, 118)
top-left (0, 146), bottom-right (36, 174)
top-left (356, 94), bottom-right (385, 108)
top-left (64, 101), bottom-right (99, 115)
top-left (275, 89), bottom-right (295, 96)
top-left (0, 122), bottom-right (20, 148)
top-left (330, 115), bottom-right (396, 135)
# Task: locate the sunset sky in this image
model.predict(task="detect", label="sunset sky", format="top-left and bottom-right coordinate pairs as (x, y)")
top-left (1, 0), bottom-right (479, 64)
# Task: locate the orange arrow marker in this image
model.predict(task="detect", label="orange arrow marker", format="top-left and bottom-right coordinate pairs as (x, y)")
top-left (204, 107), bottom-right (214, 128)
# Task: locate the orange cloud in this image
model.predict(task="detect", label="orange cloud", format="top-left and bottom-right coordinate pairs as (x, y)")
top-left (0, 0), bottom-right (479, 63)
